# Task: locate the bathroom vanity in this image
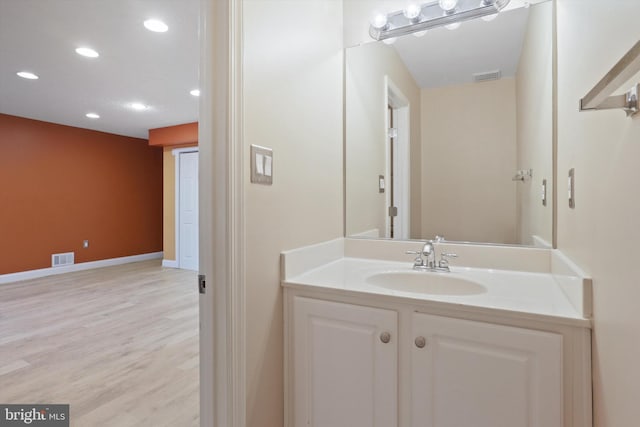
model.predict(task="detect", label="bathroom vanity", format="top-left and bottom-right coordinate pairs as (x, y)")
top-left (282, 238), bottom-right (592, 427)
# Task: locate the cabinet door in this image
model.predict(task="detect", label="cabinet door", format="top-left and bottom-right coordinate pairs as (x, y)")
top-left (411, 313), bottom-right (562, 427)
top-left (293, 297), bottom-right (397, 427)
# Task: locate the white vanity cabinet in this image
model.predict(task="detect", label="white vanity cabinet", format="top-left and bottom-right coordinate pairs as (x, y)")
top-left (291, 296), bottom-right (398, 427)
top-left (285, 291), bottom-right (590, 427)
top-left (410, 312), bottom-right (562, 427)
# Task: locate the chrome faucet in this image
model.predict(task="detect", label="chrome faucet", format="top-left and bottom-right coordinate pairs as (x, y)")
top-left (405, 240), bottom-right (458, 272)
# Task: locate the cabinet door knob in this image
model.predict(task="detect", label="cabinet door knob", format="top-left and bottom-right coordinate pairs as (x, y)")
top-left (415, 336), bottom-right (427, 348)
top-left (380, 331), bottom-right (391, 344)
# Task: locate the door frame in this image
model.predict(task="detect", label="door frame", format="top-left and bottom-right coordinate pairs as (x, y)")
top-left (199, 0), bottom-right (246, 426)
top-left (384, 76), bottom-right (411, 239)
top-left (173, 147), bottom-right (199, 270)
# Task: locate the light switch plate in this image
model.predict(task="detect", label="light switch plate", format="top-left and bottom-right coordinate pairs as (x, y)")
top-left (251, 144), bottom-right (273, 185)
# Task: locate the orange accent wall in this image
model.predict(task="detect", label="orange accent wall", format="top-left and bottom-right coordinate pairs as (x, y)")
top-left (149, 122), bottom-right (198, 147)
top-left (0, 114), bottom-right (163, 275)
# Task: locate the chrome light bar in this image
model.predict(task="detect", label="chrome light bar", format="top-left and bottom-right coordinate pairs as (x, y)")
top-left (369, 0), bottom-right (511, 41)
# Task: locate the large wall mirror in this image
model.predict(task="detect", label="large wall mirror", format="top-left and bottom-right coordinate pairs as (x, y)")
top-left (345, 0), bottom-right (554, 247)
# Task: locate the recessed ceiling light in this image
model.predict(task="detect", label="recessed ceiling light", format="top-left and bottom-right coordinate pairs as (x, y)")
top-left (76, 47), bottom-right (99, 58)
top-left (86, 113), bottom-right (100, 119)
top-left (17, 71), bottom-right (39, 80)
top-left (129, 102), bottom-right (148, 111)
top-left (190, 89), bottom-right (200, 97)
top-left (144, 19), bottom-right (168, 33)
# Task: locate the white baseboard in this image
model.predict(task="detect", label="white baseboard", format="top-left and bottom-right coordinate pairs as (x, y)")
top-left (0, 251), bottom-right (163, 285)
top-left (162, 259), bottom-right (179, 268)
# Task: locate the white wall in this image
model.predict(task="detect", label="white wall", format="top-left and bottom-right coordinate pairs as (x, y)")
top-left (243, 1), bottom-right (344, 425)
top-left (515, 1), bottom-right (553, 246)
top-left (345, 41), bottom-right (422, 238)
top-left (421, 79), bottom-right (518, 243)
top-left (556, 1), bottom-right (640, 425)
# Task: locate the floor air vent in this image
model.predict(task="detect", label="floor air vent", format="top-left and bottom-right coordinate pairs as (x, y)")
top-left (52, 252), bottom-right (75, 267)
top-left (474, 70), bottom-right (502, 83)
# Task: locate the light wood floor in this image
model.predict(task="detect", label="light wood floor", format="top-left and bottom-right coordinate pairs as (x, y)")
top-left (0, 260), bottom-right (199, 427)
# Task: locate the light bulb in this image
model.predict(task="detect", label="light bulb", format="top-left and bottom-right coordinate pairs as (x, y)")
top-left (370, 11), bottom-right (388, 29)
top-left (481, 13), bottom-right (498, 21)
top-left (439, 0), bottom-right (458, 12)
top-left (382, 37), bottom-right (397, 45)
top-left (413, 30), bottom-right (427, 37)
top-left (403, 2), bottom-right (422, 20)
top-left (445, 22), bottom-right (461, 30)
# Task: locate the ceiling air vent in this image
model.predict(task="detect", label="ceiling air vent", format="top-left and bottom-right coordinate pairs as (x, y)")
top-left (52, 252), bottom-right (75, 267)
top-left (473, 70), bottom-right (502, 83)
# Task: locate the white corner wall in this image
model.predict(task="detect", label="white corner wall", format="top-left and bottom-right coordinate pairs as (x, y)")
top-left (556, 1), bottom-right (640, 426)
top-left (243, 1), bottom-right (344, 426)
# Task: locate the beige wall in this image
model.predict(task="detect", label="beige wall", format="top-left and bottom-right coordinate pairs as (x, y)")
top-left (243, 1), bottom-right (344, 426)
top-left (516, 1), bottom-right (553, 246)
top-left (421, 79), bottom-right (518, 243)
top-left (345, 41), bottom-right (422, 238)
top-left (556, 1), bottom-right (640, 425)
top-left (163, 148), bottom-right (176, 261)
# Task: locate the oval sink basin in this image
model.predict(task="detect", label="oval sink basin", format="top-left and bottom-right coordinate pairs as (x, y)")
top-left (366, 271), bottom-right (486, 295)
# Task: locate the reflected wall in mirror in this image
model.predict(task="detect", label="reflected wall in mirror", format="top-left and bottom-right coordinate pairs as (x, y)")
top-left (345, 0), bottom-right (554, 247)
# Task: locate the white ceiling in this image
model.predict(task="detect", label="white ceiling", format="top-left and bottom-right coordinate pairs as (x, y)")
top-left (0, 0), bottom-right (199, 139)
top-left (392, 3), bottom-right (543, 88)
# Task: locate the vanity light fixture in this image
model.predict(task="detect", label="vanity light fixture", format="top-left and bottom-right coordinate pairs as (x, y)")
top-left (369, 0), bottom-right (510, 41)
top-left (144, 19), bottom-right (168, 33)
top-left (75, 47), bottom-right (99, 58)
top-left (17, 71), bottom-right (39, 80)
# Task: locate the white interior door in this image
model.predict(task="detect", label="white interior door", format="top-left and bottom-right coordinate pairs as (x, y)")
top-left (179, 151), bottom-right (199, 271)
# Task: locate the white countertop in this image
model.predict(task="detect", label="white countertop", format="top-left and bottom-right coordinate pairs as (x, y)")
top-left (282, 257), bottom-right (591, 328)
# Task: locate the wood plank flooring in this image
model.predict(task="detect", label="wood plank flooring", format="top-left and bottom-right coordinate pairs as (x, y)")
top-left (0, 260), bottom-right (199, 427)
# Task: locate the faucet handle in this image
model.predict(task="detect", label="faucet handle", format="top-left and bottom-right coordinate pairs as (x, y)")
top-left (405, 250), bottom-right (424, 267)
top-left (438, 252), bottom-right (458, 269)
